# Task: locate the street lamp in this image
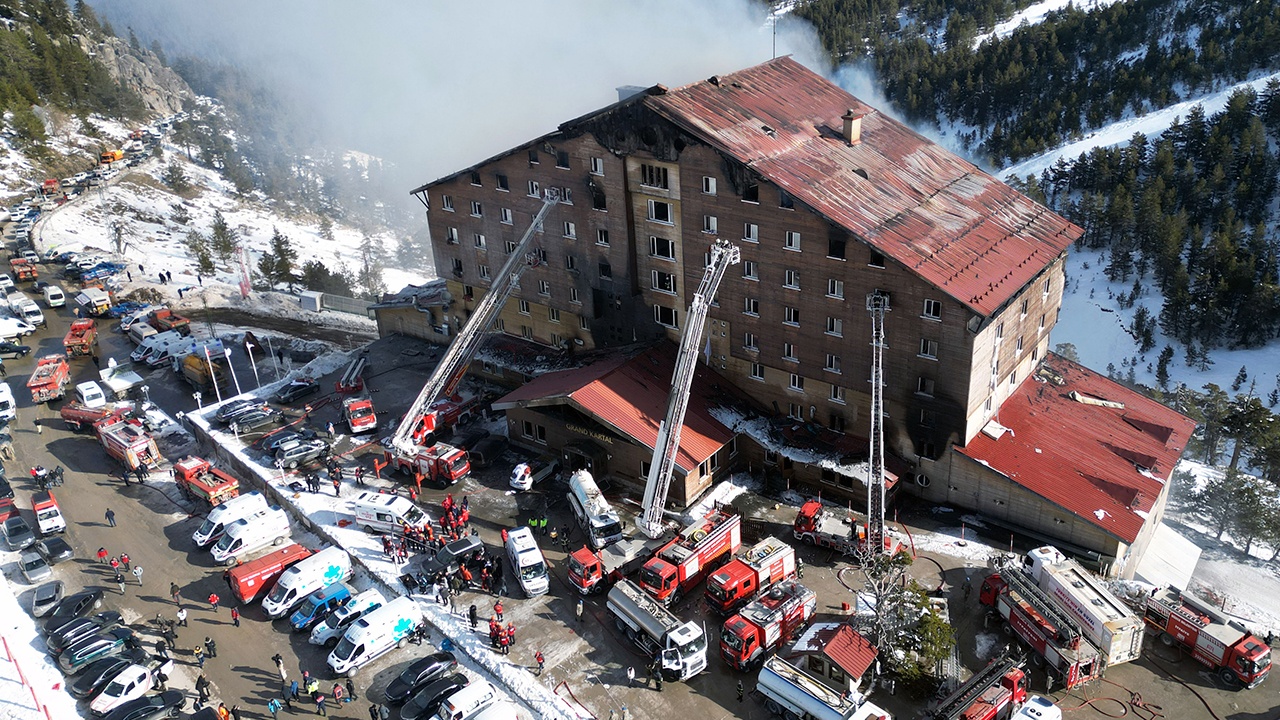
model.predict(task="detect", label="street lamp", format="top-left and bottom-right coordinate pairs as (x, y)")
top-left (192, 391), bottom-right (203, 409)
top-left (224, 347), bottom-right (243, 396)
top-left (244, 341), bottom-right (261, 389)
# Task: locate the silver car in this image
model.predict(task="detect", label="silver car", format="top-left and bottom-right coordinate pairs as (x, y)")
top-left (20, 551), bottom-right (52, 583)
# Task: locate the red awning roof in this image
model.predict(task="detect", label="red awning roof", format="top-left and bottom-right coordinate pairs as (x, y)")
top-left (493, 345), bottom-right (734, 473)
top-left (956, 355), bottom-right (1196, 543)
top-left (642, 57), bottom-right (1080, 317)
top-left (824, 625), bottom-right (878, 679)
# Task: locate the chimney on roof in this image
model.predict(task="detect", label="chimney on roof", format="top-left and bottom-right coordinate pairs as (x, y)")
top-left (842, 109), bottom-right (865, 146)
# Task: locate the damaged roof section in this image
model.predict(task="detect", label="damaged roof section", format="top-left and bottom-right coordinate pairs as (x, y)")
top-left (371, 279), bottom-right (452, 310)
top-left (493, 343), bottom-right (735, 473)
top-left (957, 354), bottom-right (1197, 543)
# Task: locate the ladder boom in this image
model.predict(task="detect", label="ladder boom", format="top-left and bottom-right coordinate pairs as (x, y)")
top-left (638, 239), bottom-right (740, 539)
top-left (392, 193), bottom-right (560, 453)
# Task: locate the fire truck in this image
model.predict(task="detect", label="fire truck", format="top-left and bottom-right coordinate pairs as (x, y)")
top-left (9, 258), bottom-right (37, 282)
top-left (173, 456), bottom-right (241, 511)
top-left (60, 402), bottom-right (117, 431)
top-left (637, 507), bottom-right (741, 604)
top-left (979, 562), bottom-right (1102, 689)
top-left (63, 319), bottom-right (98, 357)
top-left (1020, 547), bottom-right (1143, 666)
top-left (706, 536), bottom-right (796, 614)
top-left (924, 654), bottom-right (1037, 720)
top-left (96, 416), bottom-right (161, 471)
top-left (720, 580), bottom-right (816, 671)
top-left (1143, 586), bottom-right (1271, 688)
top-left (793, 499), bottom-right (902, 556)
top-left (148, 308), bottom-right (191, 335)
top-left (343, 396), bottom-right (377, 434)
top-left (26, 355), bottom-right (70, 403)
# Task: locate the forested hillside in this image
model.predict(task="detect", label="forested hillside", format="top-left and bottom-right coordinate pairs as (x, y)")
top-left (794, 0), bottom-right (1280, 165)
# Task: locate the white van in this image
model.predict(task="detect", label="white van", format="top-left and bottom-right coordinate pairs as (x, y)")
top-left (0, 383), bottom-right (14, 421)
top-left (119, 306), bottom-right (155, 333)
top-left (0, 316), bottom-right (35, 340)
top-left (326, 595), bottom-right (423, 676)
top-left (567, 470), bottom-right (624, 550)
top-left (210, 506), bottom-right (291, 566)
top-left (262, 546), bottom-right (353, 619)
top-left (14, 298), bottom-right (44, 328)
top-left (127, 321), bottom-right (159, 347)
top-left (350, 491), bottom-right (430, 534)
top-left (310, 589), bottom-right (385, 648)
top-left (192, 491), bottom-right (270, 548)
top-left (504, 527), bottom-right (549, 597)
top-left (74, 381), bottom-right (107, 409)
top-left (129, 330), bottom-right (182, 362)
top-left (433, 681), bottom-right (499, 720)
top-left (42, 285), bottom-right (65, 308)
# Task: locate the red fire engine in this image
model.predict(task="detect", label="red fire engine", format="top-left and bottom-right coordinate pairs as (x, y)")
top-left (720, 579), bottom-right (816, 671)
top-left (705, 536), bottom-right (796, 615)
top-left (637, 507), bottom-right (741, 605)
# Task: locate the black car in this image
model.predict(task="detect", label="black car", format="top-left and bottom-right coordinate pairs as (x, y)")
top-left (0, 474), bottom-right (12, 499)
top-left (273, 378), bottom-right (319, 404)
top-left (419, 536), bottom-right (484, 585)
top-left (4, 515), bottom-right (35, 550)
top-left (101, 689), bottom-right (185, 720)
top-left (58, 628), bottom-right (136, 674)
top-left (228, 407), bottom-right (281, 433)
top-left (0, 340), bottom-right (31, 357)
top-left (262, 428), bottom-right (317, 452)
top-left (215, 399), bottom-right (263, 423)
top-left (398, 674), bottom-right (469, 720)
top-left (36, 536), bottom-right (74, 564)
top-left (48, 611), bottom-right (124, 654)
top-left (384, 652), bottom-right (458, 705)
top-left (69, 652), bottom-right (146, 700)
top-left (45, 589), bottom-right (105, 634)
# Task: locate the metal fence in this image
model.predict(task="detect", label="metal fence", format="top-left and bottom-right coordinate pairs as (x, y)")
top-left (317, 293), bottom-right (375, 318)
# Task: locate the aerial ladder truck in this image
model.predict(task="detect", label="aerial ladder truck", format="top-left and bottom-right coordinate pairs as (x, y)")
top-left (383, 192), bottom-right (561, 483)
top-left (573, 239), bottom-right (743, 601)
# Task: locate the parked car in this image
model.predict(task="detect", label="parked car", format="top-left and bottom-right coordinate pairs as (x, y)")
top-left (398, 674), bottom-right (470, 720)
top-left (69, 653), bottom-right (146, 700)
top-left (20, 551), bottom-right (52, 583)
top-left (275, 438), bottom-right (328, 469)
top-left (228, 407), bottom-right (281, 433)
top-left (383, 652), bottom-right (459, 705)
top-left (5, 515), bottom-right (35, 550)
top-left (48, 612), bottom-right (125, 655)
top-left (273, 378), bottom-right (319, 404)
top-left (58, 628), bottom-right (137, 674)
top-left (31, 580), bottom-right (64, 617)
top-left (215, 399), bottom-right (263, 423)
top-left (509, 456), bottom-right (560, 491)
top-left (0, 474), bottom-right (12, 499)
top-left (262, 428), bottom-right (317, 452)
top-left (36, 536), bottom-right (74, 564)
top-left (419, 535), bottom-right (484, 586)
top-left (90, 657), bottom-right (174, 716)
top-left (45, 589), bottom-right (105, 634)
top-left (100, 689), bottom-right (185, 720)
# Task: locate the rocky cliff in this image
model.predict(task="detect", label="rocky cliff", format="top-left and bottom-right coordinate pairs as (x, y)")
top-left (79, 35), bottom-right (190, 116)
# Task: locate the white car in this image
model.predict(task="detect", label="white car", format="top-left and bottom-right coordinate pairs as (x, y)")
top-left (89, 659), bottom-right (172, 716)
top-left (0, 317), bottom-right (35, 340)
top-left (509, 457), bottom-right (559, 491)
top-left (75, 381), bottom-right (107, 409)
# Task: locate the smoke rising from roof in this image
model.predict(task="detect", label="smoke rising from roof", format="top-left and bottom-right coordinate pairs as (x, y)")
top-left (94, 1), bottom-right (827, 189)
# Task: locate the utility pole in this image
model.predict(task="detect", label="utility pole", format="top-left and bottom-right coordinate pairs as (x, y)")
top-left (865, 291), bottom-right (890, 555)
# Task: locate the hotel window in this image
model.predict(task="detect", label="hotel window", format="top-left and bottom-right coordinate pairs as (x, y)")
top-left (473, 233), bottom-right (486, 249)
top-left (590, 157), bottom-right (604, 175)
top-left (441, 195), bottom-right (454, 212)
top-left (703, 215), bottom-right (718, 234)
top-left (518, 300), bottom-right (530, 315)
top-left (569, 288), bottom-right (580, 304)
top-left (743, 182), bottom-right (759, 203)
top-left (649, 235), bottom-right (675, 260)
top-left (779, 189), bottom-right (795, 209)
top-left (920, 409), bottom-right (936, 428)
top-left (469, 171), bottom-right (481, 186)
top-left (744, 332), bottom-right (757, 350)
top-left (702, 176), bottom-right (717, 195)
top-left (555, 150), bottom-right (570, 169)
top-left (654, 305), bottom-right (679, 328)
top-left (592, 191), bottom-right (606, 211)
top-left (563, 221), bottom-right (576, 238)
top-left (528, 149), bottom-right (539, 164)
top-left (579, 315), bottom-right (589, 329)
top-left (522, 420), bottom-right (546, 443)
top-left (1020, 299), bottom-right (1029, 318)
top-left (743, 223), bottom-right (759, 243)
top-left (598, 262), bottom-right (612, 279)
top-left (743, 261), bottom-right (758, 280)
top-left (527, 180), bottom-right (540, 197)
top-left (640, 164), bottom-right (669, 189)
top-left (538, 280), bottom-right (550, 296)
top-left (550, 332), bottom-right (564, 346)
top-left (477, 265), bottom-right (490, 280)
top-left (446, 227), bottom-right (459, 244)
top-left (919, 338), bottom-right (938, 359)
top-left (1043, 279), bottom-right (1051, 297)
top-left (505, 239), bottom-right (517, 253)
top-left (784, 231), bottom-right (801, 251)
top-left (827, 278), bottom-right (843, 298)
top-left (596, 229), bottom-right (610, 246)
top-left (1016, 336), bottom-right (1024, 355)
top-left (494, 318), bottom-right (504, 332)
top-left (826, 317), bottom-right (843, 337)
top-left (750, 363), bottom-right (765, 380)
top-left (917, 377), bottom-right (935, 396)
top-left (647, 200), bottom-right (673, 224)
top-left (784, 307), bottom-right (800, 326)
top-left (868, 250), bottom-right (885, 268)
top-left (783, 342), bottom-right (797, 361)
top-left (451, 259), bottom-right (463, 276)
top-left (824, 354), bottom-right (841, 373)
top-left (470, 201), bottom-right (482, 217)
top-left (923, 299), bottom-right (941, 320)
top-left (744, 298), bottom-right (759, 316)
top-left (565, 255), bottom-right (577, 271)
top-left (652, 271), bottom-right (677, 294)
top-left (996, 323), bottom-right (1004, 340)
top-left (788, 403), bottom-right (803, 420)
top-left (789, 373), bottom-right (805, 392)
top-left (495, 174), bottom-right (509, 191)
top-left (1039, 313), bottom-right (1046, 331)
top-left (548, 307), bottom-right (561, 323)
top-left (500, 208), bottom-right (513, 225)
top-left (784, 270), bottom-right (800, 290)
top-left (830, 385), bottom-right (846, 404)
top-left (828, 237), bottom-right (846, 259)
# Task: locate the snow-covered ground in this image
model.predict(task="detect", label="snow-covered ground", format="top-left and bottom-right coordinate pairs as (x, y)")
top-left (973, 0), bottom-right (1129, 47)
top-left (0, 578), bottom-right (82, 720)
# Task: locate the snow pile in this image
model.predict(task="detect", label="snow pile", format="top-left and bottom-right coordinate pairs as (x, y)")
top-left (710, 409), bottom-right (873, 477)
top-left (0, 579), bottom-right (82, 720)
top-left (905, 525), bottom-right (999, 566)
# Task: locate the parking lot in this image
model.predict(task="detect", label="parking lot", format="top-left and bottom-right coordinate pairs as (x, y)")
top-left (1, 243), bottom-right (1277, 719)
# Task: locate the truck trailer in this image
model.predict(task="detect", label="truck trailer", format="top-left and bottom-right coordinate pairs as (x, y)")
top-left (706, 536), bottom-right (797, 614)
top-left (605, 579), bottom-right (706, 682)
top-left (756, 656), bottom-right (892, 720)
top-left (1143, 586), bottom-right (1271, 688)
top-left (1021, 547), bottom-right (1143, 666)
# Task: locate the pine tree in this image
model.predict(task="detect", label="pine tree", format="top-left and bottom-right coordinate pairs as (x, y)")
top-left (356, 232), bottom-right (386, 300)
top-left (1233, 366), bottom-right (1249, 392)
top-left (1194, 469), bottom-right (1246, 539)
top-left (185, 230), bottom-right (214, 275)
top-left (1156, 346), bottom-right (1174, 388)
top-left (261, 227), bottom-right (298, 289)
top-left (162, 162), bottom-right (189, 193)
top-left (319, 216), bottom-right (334, 242)
top-left (209, 210), bottom-right (237, 266)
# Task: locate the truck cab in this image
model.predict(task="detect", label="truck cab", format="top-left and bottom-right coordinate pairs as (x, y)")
top-left (32, 491), bottom-right (66, 535)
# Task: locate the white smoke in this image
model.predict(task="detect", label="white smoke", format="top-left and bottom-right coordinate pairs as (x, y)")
top-left (93, 0), bottom-right (829, 186)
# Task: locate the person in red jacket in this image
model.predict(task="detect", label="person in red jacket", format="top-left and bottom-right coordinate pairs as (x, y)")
top-left (208, 593), bottom-right (220, 613)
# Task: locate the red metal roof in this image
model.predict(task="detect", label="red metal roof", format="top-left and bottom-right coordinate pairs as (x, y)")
top-left (493, 345), bottom-right (734, 473)
top-left (643, 57), bottom-right (1080, 317)
top-left (823, 625), bottom-right (879, 679)
top-left (956, 355), bottom-right (1196, 543)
